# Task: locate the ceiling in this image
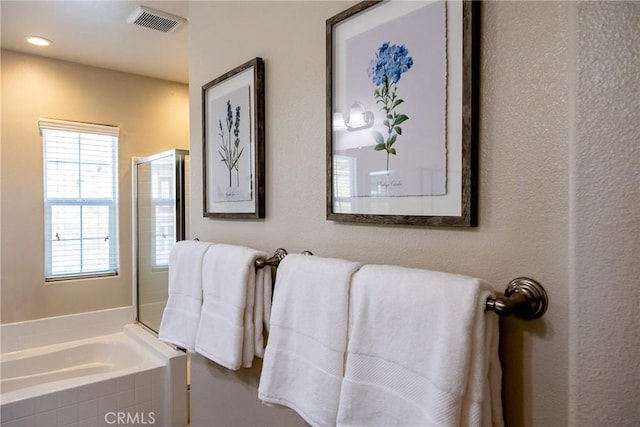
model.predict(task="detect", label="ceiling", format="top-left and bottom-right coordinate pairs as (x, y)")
top-left (1, 1), bottom-right (189, 84)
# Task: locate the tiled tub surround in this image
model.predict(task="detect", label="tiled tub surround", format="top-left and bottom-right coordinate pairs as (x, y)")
top-left (0, 308), bottom-right (135, 355)
top-left (0, 309), bottom-right (188, 426)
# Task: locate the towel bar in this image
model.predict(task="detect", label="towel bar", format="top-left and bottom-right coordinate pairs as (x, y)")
top-left (254, 248), bottom-right (548, 320)
top-left (484, 277), bottom-right (548, 319)
top-left (189, 243), bottom-right (286, 268)
top-left (191, 242), bottom-right (287, 268)
top-left (255, 248), bottom-right (288, 268)
top-left (255, 248), bottom-right (314, 268)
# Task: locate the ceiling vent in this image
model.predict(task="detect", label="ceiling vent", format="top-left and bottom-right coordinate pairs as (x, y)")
top-left (126, 6), bottom-right (186, 33)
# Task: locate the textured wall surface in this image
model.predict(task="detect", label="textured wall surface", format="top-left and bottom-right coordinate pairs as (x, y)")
top-left (3, 0), bottom-right (638, 424)
top-left (188, 2), bottom-right (574, 425)
top-left (570, 2), bottom-right (640, 425)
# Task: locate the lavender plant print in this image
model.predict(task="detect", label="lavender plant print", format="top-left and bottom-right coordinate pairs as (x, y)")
top-left (210, 85), bottom-right (252, 202)
top-left (218, 101), bottom-right (243, 187)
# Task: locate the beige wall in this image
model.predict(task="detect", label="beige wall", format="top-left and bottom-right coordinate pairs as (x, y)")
top-left (571, 2), bottom-right (640, 425)
top-left (0, 50), bottom-right (189, 323)
top-left (188, 1), bottom-right (639, 426)
top-left (1, 0), bottom-right (637, 425)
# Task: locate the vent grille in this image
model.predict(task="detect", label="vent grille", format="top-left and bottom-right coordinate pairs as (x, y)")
top-left (127, 6), bottom-right (185, 33)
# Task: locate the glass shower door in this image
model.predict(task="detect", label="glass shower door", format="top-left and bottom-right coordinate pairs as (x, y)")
top-left (135, 149), bottom-right (189, 333)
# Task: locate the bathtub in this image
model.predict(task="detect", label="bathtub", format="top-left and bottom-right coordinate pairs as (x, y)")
top-left (0, 311), bottom-right (187, 427)
top-left (1, 330), bottom-right (163, 402)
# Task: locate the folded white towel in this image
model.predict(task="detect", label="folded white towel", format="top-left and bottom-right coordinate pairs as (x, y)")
top-left (460, 299), bottom-right (503, 427)
top-left (158, 240), bottom-right (213, 352)
top-left (194, 244), bottom-right (272, 370)
top-left (253, 260), bottom-right (272, 359)
top-left (336, 264), bottom-right (504, 427)
top-left (258, 254), bottom-right (363, 427)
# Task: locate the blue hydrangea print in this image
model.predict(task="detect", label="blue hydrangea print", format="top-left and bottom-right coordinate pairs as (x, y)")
top-left (367, 42), bottom-right (413, 174)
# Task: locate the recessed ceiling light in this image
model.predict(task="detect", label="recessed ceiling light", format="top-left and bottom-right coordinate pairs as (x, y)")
top-left (26, 36), bottom-right (52, 47)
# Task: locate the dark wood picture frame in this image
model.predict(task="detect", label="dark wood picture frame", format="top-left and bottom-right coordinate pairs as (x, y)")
top-left (326, 1), bottom-right (479, 227)
top-left (202, 57), bottom-right (265, 219)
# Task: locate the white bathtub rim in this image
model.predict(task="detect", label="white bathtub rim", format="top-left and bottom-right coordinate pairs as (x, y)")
top-left (123, 323), bottom-right (185, 361)
top-left (0, 327), bottom-right (167, 405)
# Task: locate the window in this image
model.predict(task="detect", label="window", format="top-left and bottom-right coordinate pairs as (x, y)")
top-left (151, 155), bottom-right (176, 267)
top-left (40, 119), bottom-right (119, 281)
top-left (333, 155), bottom-right (356, 213)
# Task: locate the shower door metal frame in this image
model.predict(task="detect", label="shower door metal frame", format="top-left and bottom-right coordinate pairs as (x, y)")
top-left (133, 149), bottom-right (189, 333)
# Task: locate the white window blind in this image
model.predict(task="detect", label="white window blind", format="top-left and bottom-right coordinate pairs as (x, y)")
top-left (333, 155), bottom-right (356, 198)
top-left (40, 119), bottom-right (120, 281)
top-left (151, 155), bottom-right (176, 267)
top-left (333, 155), bottom-right (356, 214)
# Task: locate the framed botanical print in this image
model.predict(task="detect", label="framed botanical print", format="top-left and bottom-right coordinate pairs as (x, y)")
top-left (203, 57), bottom-right (265, 219)
top-left (327, 1), bottom-right (479, 226)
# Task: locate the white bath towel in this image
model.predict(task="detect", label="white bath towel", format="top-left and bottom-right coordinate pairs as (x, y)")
top-left (253, 260), bottom-right (272, 359)
top-left (258, 254), bottom-right (363, 427)
top-left (336, 264), bottom-right (504, 427)
top-left (194, 244), bottom-right (272, 370)
top-left (158, 240), bottom-right (213, 352)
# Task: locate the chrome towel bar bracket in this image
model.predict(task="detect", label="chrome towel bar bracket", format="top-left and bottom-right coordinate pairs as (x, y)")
top-left (255, 248), bottom-right (314, 268)
top-left (255, 248), bottom-right (288, 268)
top-left (484, 277), bottom-right (548, 320)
